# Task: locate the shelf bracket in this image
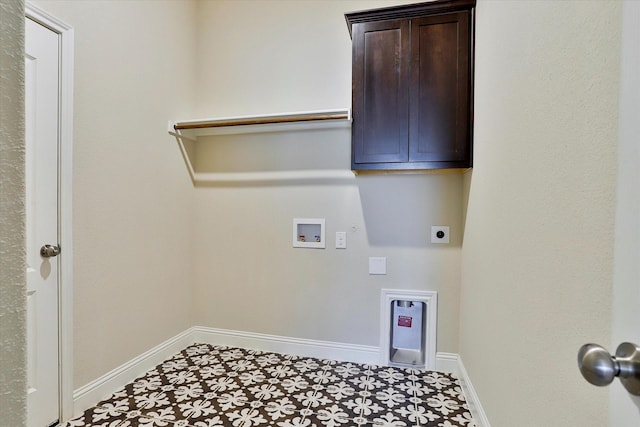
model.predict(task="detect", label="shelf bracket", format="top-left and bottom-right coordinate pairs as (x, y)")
top-left (168, 121), bottom-right (197, 184)
top-left (166, 109), bottom-right (353, 185)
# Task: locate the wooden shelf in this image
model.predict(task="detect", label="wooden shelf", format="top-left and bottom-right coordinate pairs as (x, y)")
top-left (168, 109), bottom-right (353, 184)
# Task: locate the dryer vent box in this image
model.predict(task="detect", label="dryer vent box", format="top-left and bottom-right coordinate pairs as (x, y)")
top-left (380, 289), bottom-right (437, 369)
top-left (390, 300), bottom-right (426, 366)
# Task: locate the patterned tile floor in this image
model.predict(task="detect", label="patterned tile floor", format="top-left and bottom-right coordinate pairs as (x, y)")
top-left (62, 344), bottom-right (476, 427)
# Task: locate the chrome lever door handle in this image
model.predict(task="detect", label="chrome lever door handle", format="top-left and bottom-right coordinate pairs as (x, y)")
top-left (578, 342), bottom-right (640, 395)
top-left (40, 244), bottom-right (61, 258)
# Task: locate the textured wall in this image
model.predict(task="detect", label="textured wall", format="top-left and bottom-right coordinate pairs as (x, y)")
top-left (0, 0), bottom-right (26, 425)
top-left (32, 0), bottom-right (198, 388)
top-left (460, 1), bottom-right (621, 425)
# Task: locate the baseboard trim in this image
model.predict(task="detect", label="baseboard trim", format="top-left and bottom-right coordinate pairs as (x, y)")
top-left (191, 326), bottom-right (380, 364)
top-left (72, 328), bottom-right (194, 417)
top-left (456, 355), bottom-right (491, 427)
top-left (435, 351), bottom-right (459, 374)
top-left (71, 326), bottom-right (487, 427)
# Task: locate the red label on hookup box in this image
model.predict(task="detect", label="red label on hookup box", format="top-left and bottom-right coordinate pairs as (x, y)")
top-left (398, 316), bottom-right (412, 327)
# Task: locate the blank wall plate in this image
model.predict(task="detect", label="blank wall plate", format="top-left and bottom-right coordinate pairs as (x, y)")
top-left (369, 257), bottom-right (387, 275)
top-left (431, 226), bottom-right (450, 244)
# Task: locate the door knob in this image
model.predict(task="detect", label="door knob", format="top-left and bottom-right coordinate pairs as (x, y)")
top-left (578, 342), bottom-right (640, 395)
top-left (40, 244), bottom-right (61, 258)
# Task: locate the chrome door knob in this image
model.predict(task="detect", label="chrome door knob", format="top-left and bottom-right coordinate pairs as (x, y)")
top-left (578, 344), bottom-right (619, 386)
top-left (40, 244), bottom-right (61, 258)
top-left (578, 342), bottom-right (640, 395)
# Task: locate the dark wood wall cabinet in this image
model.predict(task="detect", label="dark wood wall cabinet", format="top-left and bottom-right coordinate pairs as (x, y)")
top-left (345, 0), bottom-right (475, 172)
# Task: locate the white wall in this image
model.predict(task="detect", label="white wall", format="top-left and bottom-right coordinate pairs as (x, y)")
top-left (0, 1), bottom-right (26, 425)
top-left (610, 1), bottom-right (640, 423)
top-left (191, 0), bottom-right (463, 354)
top-left (194, 0), bottom-right (414, 118)
top-left (32, 0), bottom-right (198, 388)
top-left (193, 172), bottom-right (463, 351)
top-left (460, 1), bottom-right (621, 426)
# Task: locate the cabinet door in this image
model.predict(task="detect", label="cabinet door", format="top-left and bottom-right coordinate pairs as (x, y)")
top-left (352, 19), bottom-right (410, 167)
top-left (409, 12), bottom-right (471, 165)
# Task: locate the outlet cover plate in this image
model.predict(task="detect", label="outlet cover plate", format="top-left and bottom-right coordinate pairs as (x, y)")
top-left (431, 226), bottom-right (450, 244)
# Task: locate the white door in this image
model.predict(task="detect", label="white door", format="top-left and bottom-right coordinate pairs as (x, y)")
top-left (25, 16), bottom-right (61, 427)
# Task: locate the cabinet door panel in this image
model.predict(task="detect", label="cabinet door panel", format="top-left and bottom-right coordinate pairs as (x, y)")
top-left (410, 12), bottom-right (470, 164)
top-left (352, 19), bottom-right (410, 165)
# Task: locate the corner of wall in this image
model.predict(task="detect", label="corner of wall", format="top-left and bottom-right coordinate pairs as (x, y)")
top-left (0, 0), bottom-right (27, 424)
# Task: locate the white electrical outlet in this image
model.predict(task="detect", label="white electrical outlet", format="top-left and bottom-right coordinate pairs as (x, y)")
top-left (431, 226), bottom-right (450, 244)
top-left (336, 231), bottom-right (347, 249)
